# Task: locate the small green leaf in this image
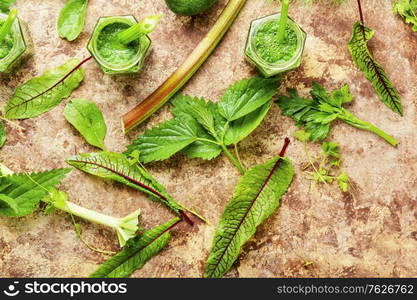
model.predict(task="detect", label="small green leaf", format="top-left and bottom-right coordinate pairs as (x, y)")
top-left (64, 98), bottom-right (107, 150)
top-left (0, 168), bottom-right (71, 217)
top-left (322, 141), bottom-right (340, 158)
top-left (348, 22), bottom-right (403, 115)
top-left (337, 172), bottom-right (349, 192)
top-left (393, 0), bottom-right (417, 31)
top-left (58, 0), bottom-right (89, 41)
top-left (4, 58), bottom-right (85, 119)
top-left (66, 151), bottom-right (182, 214)
top-left (204, 156), bottom-right (294, 278)
top-left (90, 217), bottom-right (180, 278)
top-left (0, 122), bottom-right (6, 148)
top-left (294, 129), bottom-right (311, 142)
top-left (218, 76), bottom-right (279, 121)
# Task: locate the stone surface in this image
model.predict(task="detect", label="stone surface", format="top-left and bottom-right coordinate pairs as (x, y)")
top-left (1, 0), bottom-right (416, 278)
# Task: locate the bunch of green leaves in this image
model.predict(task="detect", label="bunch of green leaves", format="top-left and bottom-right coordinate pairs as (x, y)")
top-left (126, 76), bottom-right (280, 174)
top-left (294, 130), bottom-right (349, 192)
top-left (204, 139), bottom-right (294, 278)
top-left (58, 0), bottom-right (89, 41)
top-left (4, 58), bottom-right (85, 119)
top-left (393, 0), bottom-right (417, 31)
top-left (64, 98), bottom-right (107, 150)
top-left (348, 22), bottom-right (403, 116)
top-left (0, 0), bottom-right (16, 12)
top-left (90, 217), bottom-right (181, 278)
top-left (276, 82), bottom-right (398, 147)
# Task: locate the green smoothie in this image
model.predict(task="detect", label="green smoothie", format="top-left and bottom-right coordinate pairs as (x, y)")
top-left (0, 21), bottom-right (13, 59)
top-left (254, 20), bottom-right (297, 64)
top-left (96, 22), bottom-right (140, 66)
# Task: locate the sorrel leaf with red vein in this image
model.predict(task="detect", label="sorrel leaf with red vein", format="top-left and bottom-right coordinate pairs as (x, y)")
top-left (204, 139), bottom-right (294, 278)
top-left (66, 151), bottom-right (182, 214)
top-left (4, 58), bottom-right (86, 119)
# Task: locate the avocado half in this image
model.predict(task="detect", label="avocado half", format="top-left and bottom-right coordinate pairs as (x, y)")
top-left (165, 0), bottom-right (218, 16)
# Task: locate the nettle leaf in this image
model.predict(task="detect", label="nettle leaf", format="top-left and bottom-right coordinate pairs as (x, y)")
top-left (348, 22), bottom-right (403, 116)
top-left (0, 122), bottom-right (6, 148)
top-left (126, 76), bottom-right (279, 164)
top-left (204, 156), bottom-right (294, 278)
top-left (90, 217), bottom-right (181, 278)
top-left (218, 76), bottom-right (279, 121)
top-left (64, 98), bottom-right (107, 150)
top-left (4, 58), bottom-right (85, 119)
top-left (0, 0), bottom-right (16, 12)
top-left (66, 151), bottom-right (182, 214)
top-left (393, 0), bottom-right (417, 31)
top-left (58, 0), bottom-right (89, 41)
top-left (0, 168), bottom-right (71, 217)
top-left (276, 83), bottom-right (398, 146)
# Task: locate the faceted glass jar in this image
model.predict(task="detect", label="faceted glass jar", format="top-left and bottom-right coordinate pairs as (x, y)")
top-left (245, 13), bottom-right (307, 78)
top-left (87, 15), bottom-right (151, 75)
top-left (0, 13), bottom-right (33, 74)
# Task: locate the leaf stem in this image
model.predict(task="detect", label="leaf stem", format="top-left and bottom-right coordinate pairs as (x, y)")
top-left (277, 0), bottom-right (289, 43)
top-left (122, 0), bottom-right (248, 133)
top-left (221, 144), bottom-right (245, 175)
top-left (0, 8), bottom-right (18, 43)
top-left (118, 14), bottom-right (162, 45)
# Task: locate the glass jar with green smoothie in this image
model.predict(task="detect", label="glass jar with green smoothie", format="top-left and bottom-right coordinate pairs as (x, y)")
top-left (0, 9), bottom-right (33, 74)
top-left (88, 15), bottom-right (160, 75)
top-left (245, 0), bottom-right (306, 78)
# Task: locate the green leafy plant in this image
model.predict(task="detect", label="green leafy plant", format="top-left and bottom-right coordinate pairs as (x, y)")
top-left (126, 76), bottom-right (280, 174)
top-left (348, 0), bottom-right (403, 116)
top-left (0, 164), bottom-right (141, 247)
top-left (122, 0), bottom-right (248, 132)
top-left (90, 217), bottom-right (181, 278)
top-left (64, 98), bottom-right (107, 150)
top-left (294, 131), bottom-right (350, 192)
top-left (4, 58), bottom-right (88, 119)
top-left (393, 0), bottom-right (417, 31)
top-left (276, 82), bottom-right (398, 147)
top-left (165, 0), bottom-right (218, 16)
top-left (57, 0), bottom-right (89, 41)
top-left (204, 138), bottom-right (294, 278)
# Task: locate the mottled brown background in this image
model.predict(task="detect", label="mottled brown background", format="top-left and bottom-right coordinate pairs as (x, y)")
top-left (0, 0), bottom-right (416, 278)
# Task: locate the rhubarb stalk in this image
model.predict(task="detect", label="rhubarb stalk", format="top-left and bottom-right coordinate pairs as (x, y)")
top-left (122, 0), bottom-right (248, 133)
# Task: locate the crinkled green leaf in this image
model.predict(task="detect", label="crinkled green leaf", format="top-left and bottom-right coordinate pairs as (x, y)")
top-left (276, 83), bottom-right (398, 146)
top-left (4, 58), bottom-right (85, 119)
top-left (348, 22), bottom-right (403, 116)
top-left (90, 217), bottom-right (180, 278)
top-left (224, 102), bottom-right (271, 145)
top-left (58, 0), bottom-right (89, 41)
top-left (66, 151), bottom-right (182, 214)
top-left (393, 0), bottom-right (417, 31)
top-left (218, 76), bottom-right (279, 121)
top-left (0, 122), bottom-right (6, 148)
top-left (0, 0), bottom-right (16, 12)
top-left (64, 98), bottom-right (107, 150)
top-left (0, 168), bottom-right (71, 217)
top-left (204, 156), bottom-right (294, 278)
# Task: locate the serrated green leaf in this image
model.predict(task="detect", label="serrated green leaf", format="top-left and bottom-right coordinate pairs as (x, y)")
top-left (58, 0), bottom-right (89, 41)
top-left (90, 217), bottom-right (180, 278)
top-left (0, 0), bottom-right (16, 12)
top-left (4, 58), bottom-right (85, 119)
top-left (126, 113), bottom-right (218, 163)
top-left (348, 22), bottom-right (403, 116)
top-left (218, 76), bottom-right (280, 121)
top-left (64, 98), bottom-right (107, 150)
top-left (204, 156), bottom-right (294, 278)
top-left (0, 168), bottom-right (71, 217)
top-left (393, 0), bottom-right (417, 31)
top-left (66, 151), bottom-right (182, 214)
top-left (224, 102), bottom-right (271, 145)
top-left (0, 122), bottom-right (6, 148)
